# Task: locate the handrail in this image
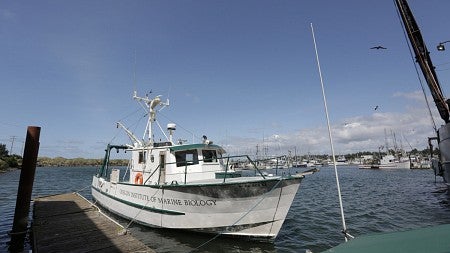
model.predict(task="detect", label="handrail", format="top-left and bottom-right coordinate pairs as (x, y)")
top-left (158, 154), bottom-right (279, 182)
top-left (223, 156), bottom-right (231, 183)
top-left (184, 163), bottom-right (188, 184)
top-left (145, 164), bottom-right (160, 185)
top-left (246, 155), bottom-right (266, 179)
top-left (109, 152), bottom-right (291, 185)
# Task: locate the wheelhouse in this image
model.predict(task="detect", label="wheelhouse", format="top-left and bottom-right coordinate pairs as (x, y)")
top-left (124, 143), bottom-right (227, 185)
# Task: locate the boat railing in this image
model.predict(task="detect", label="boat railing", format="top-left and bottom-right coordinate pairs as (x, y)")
top-left (222, 154), bottom-right (267, 182)
top-left (102, 146), bottom-right (290, 185)
top-left (150, 154), bottom-right (289, 185)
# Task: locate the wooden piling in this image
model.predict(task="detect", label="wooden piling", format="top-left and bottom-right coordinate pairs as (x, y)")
top-left (33, 193), bottom-right (154, 253)
top-left (9, 126), bottom-right (41, 252)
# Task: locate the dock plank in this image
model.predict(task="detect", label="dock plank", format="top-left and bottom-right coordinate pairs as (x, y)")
top-left (33, 193), bottom-right (154, 253)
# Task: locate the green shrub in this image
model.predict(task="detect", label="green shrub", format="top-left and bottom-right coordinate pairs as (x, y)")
top-left (0, 159), bottom-right (8, 171)
top-left (4, 156), bottom-right (19, 168)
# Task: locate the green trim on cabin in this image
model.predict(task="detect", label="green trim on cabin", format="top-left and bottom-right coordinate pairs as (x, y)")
top-left (169, 144), bottom-right (225, 152)
top-left (91, 186), bottom-right (185, 216)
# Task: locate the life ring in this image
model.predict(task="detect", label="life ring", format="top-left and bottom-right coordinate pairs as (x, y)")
top-left (134, 172), bottom-right (143, 185)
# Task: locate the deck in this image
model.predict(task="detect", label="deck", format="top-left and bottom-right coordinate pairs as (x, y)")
top-left (32, 192), bottom-right (154, 253)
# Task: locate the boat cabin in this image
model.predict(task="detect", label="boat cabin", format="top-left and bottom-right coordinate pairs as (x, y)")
top-left (128, 143), bottom-right (227, 185)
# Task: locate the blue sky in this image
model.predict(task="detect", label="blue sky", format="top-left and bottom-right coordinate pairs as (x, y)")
top-left (1, 0), bottom-right (450, 158)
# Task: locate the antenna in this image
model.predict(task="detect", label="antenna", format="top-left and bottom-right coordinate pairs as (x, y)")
top-left (133, 49), bottom-right (137, 92)
top-left (311, 23), bottom-right (353, 242)
top-left (167, 84), bottom-right (172, 106)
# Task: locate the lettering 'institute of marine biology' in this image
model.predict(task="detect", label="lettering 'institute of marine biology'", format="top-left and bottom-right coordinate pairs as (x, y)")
top-left (120, 189), bottom-right (217, 207)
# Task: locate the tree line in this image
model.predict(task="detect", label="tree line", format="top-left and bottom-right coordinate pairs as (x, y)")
top-left (1, 141), bottom-right (437, 172)
top-left (37, 157), bottom-right (128, 167)
top-left (0, 143), bottom-right (21, 171)
top-left (0, 143), bottom-right (127, 172)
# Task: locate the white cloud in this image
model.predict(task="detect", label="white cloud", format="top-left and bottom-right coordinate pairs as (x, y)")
top-left (222, 104), bottom-right (440, 156)
top-left (393, 90), bottom-right (425, 101)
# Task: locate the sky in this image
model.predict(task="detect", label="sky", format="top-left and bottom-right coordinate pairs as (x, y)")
top-left (1, 0), bottom-right (450, 159)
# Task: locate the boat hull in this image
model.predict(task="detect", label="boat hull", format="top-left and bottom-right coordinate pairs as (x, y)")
top-left (91, 175), bottom-right (303, 239)
top-left (378, 161), bottom-right (411, 169)
top-left (437, 123), bottom-right (450, 188)
top-left (359, 161), bottom-right (411, 169)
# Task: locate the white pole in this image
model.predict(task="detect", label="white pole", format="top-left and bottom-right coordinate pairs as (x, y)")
top-left (310, 23), bottom-right (351, 242)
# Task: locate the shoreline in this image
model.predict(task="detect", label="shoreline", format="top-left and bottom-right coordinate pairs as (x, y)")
top-left (0, 167), bottom-right (18, 174)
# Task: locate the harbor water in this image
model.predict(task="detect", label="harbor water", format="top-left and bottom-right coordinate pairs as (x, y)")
top-left (1, 166), bottom-right (450, 252)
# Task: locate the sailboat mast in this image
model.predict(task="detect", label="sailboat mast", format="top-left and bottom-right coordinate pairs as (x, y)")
top-left (395, 0), bottom-right (450, 123)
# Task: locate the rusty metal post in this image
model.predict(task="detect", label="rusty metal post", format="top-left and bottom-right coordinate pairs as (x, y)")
top-left (9, 126), bottom-right (41, 252)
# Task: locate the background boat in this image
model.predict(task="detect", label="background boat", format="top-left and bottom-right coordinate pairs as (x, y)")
top-left (378, 154), bottom-right (411, 169)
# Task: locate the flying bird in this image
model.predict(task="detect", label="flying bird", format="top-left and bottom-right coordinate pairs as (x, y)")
top-left (370, 46), bottom-right (387, 50)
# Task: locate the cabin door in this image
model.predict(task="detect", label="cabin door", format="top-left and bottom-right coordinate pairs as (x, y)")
top-left (159, 153), bottom-right (166, 184)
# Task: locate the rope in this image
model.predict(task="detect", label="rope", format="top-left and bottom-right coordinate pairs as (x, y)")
top-left (74, 184), bottom-right (92, 194)
top-left (158, 111), bottom-right (202, 142)
top-left (71, 176), bottom-right (156, 235)
top-left (74, 192), bottom-right (124, 230)
top-left (342, 229), bottom-right (355, 240)
top-left (112, 109), bottom-right (146, 144)
top-left (189, 178), bottom-right (284, 253)
top-left (77, 183), bottom-right (148, 234)
top-left (123, 187), bottom-right (162, 231)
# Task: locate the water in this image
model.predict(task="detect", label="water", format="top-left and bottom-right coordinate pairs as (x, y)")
top-left (1, 166), bottom-right (450, 252)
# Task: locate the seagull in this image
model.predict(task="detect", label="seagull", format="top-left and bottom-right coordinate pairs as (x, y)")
top-left (370, 46), bottom-right (387, 50)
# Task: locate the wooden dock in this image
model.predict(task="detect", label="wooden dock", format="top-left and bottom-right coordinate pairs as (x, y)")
top-left (33, 192), bottom-right (154, 253)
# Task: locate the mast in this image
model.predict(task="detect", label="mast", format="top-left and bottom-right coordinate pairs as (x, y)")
top-left (395, 0), bottom-right (450, 123)
top-left (132, 91), bottom-right (169, 146)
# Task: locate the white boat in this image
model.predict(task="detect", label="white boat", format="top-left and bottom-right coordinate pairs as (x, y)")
top-left (91, 91), bottom-right (313, 239)
top-left (334, 156), bottom-right (349, 166)
top-left (379, 154), bottom-right (411, 169)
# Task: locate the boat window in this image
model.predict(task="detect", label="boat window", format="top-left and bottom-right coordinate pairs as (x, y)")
top-left (154, 142), bottom-right (172, 147)
top-left (138, 151), bottom-right (146, 164)
top-left (202, 150), bottom-right (217, 163)
top-left (175, 149), bottom-right (199, 167)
